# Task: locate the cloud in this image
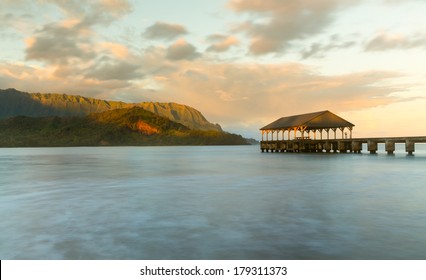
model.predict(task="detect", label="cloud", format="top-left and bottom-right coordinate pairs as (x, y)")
top-left (39, 0), bottom-right (132, 23)
top-left (97, 42), bottom-right (131, 59)
top-left (21, 12), bottom-right (145, 87)
top-left (0, 62), bottom-right (136, 97)
top-left (9, 0), bottom-right (144, 93)
top-left (0, 11), bottom-right (35, 37)
top-left (84, 57), bottom-right (142, 81)
top-left (19, 0), bottom-right (133, 65)
top-left (1, 0), bottom-right (132, 19)
top-left (96, 0), bottom-right (133, 18)
top-left (301, 34), bottom-right (357, 59)
top-left (0, 0), bottom-right (28, 9)
top-left (25, 20), bottom-right (95, 64)
top-left (365, 32), bottom-right (426, 51)
top-left (206, 34), bottom-right (239, 52)
top-left (143, 22), bottom-right (188, 40)
top-left (228, 0), bottom-right (357, 55)
top-left (138, 46), bottom-right (178, 76)
top-left (23, 5), bottom-right (136, 70)
top-left (0, 12), bottom-right (14, 24)
top-left (166, 39), bottom-right (199, 61)
top-left (1, 0), bottom-right (132, 48)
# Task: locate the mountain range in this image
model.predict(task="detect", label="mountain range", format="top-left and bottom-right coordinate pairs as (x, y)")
top-left (0, 88), bottom-right (221, 131)
top-left (0, 88), bottom-right (248, 147)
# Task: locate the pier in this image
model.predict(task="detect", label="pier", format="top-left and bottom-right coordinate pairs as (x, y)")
top-left (260, 110), bottom-right (426, 155)
top-left (260, 137), bottom-right (426, 155)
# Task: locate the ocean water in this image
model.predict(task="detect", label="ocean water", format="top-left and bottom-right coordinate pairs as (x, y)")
top-left (1, 144), bottom-right (426, 260)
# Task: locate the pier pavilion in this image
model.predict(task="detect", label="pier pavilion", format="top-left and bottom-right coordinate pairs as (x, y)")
top-left (260, 110), bottom-right (355, 142)
top-left (260, 110), bottom-right (426, 155)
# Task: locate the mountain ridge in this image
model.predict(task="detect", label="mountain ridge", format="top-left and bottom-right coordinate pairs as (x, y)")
top-left (0, 88), bottom-right (222, 132)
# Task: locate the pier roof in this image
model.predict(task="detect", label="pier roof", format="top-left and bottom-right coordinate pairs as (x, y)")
top-left (260, 110), bottom-right (354, 131)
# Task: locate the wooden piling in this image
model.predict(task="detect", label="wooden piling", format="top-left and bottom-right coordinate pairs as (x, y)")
top-left (352, 141), bottom-right (362, 153)
top-left (368, 141), bottom-right (378, 154)
top-left (338, 141), bottom-right (347, 153)
top-left (406, 140), bottom-right (415, 156)
top-left (385, 141), bottom-right (395, 155)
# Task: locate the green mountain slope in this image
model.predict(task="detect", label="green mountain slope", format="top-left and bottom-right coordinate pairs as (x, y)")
top-left (0, 107), bottom-right (248, 147)
top-left (0, 88), bottom-right (222, 131)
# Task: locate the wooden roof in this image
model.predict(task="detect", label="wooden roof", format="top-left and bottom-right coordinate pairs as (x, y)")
top-left (260, 110), bottom-right (355, 130)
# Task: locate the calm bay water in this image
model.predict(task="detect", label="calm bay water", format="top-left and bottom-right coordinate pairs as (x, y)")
top-left (1, 145), bottom-right (426, 260)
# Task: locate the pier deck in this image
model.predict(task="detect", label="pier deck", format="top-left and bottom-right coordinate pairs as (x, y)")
top-left (260, 136), bottom-right (426, 155)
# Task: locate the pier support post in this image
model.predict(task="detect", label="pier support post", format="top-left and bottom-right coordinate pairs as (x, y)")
top-left (368, 141), bottom-right (378, 154)
top-left (351, 141), bottom-right (362, 153)
top-left (281, 142), bottom-right (287, 152)
top-left (324, 142), bottom-right (331, 153)
top-left (294, 141), bottom-right (299, 153)
top-left (385, 141), bottom-right (395, 155)
top-left (338, 141), bottom-right (347, 153)
top-left (405, 140), bottom-right (415, 156)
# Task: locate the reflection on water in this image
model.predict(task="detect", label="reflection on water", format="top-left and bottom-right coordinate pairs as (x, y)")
top-left (1, 145), bottom-right (426, 259)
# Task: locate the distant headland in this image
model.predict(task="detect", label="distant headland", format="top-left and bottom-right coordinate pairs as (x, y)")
top-left (0, 88), bottom-right (249, 147)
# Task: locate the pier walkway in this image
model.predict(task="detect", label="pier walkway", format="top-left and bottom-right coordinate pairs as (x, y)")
top-left (260, 136), bottom-right (426, 155)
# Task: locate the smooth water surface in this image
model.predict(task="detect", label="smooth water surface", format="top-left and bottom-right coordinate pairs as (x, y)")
top-left (1, 145), bottom-right (426, 259)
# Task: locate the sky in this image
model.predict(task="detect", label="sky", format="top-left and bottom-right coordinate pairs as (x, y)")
top-left (1, 0), bottom-right (426, 139)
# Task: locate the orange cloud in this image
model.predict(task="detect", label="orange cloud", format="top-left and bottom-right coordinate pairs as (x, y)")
top-left (98, 42), bottom-right (131, 59)
top-left (150, 61), bottom-right (406, 126)
top-left (207, 34), bottom-right (239, 52)
top-left (0, 62), bottom-right (132, 96)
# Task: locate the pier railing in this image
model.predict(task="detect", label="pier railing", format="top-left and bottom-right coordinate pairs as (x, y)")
top-left (260, 136), bottom-right (426, 155)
